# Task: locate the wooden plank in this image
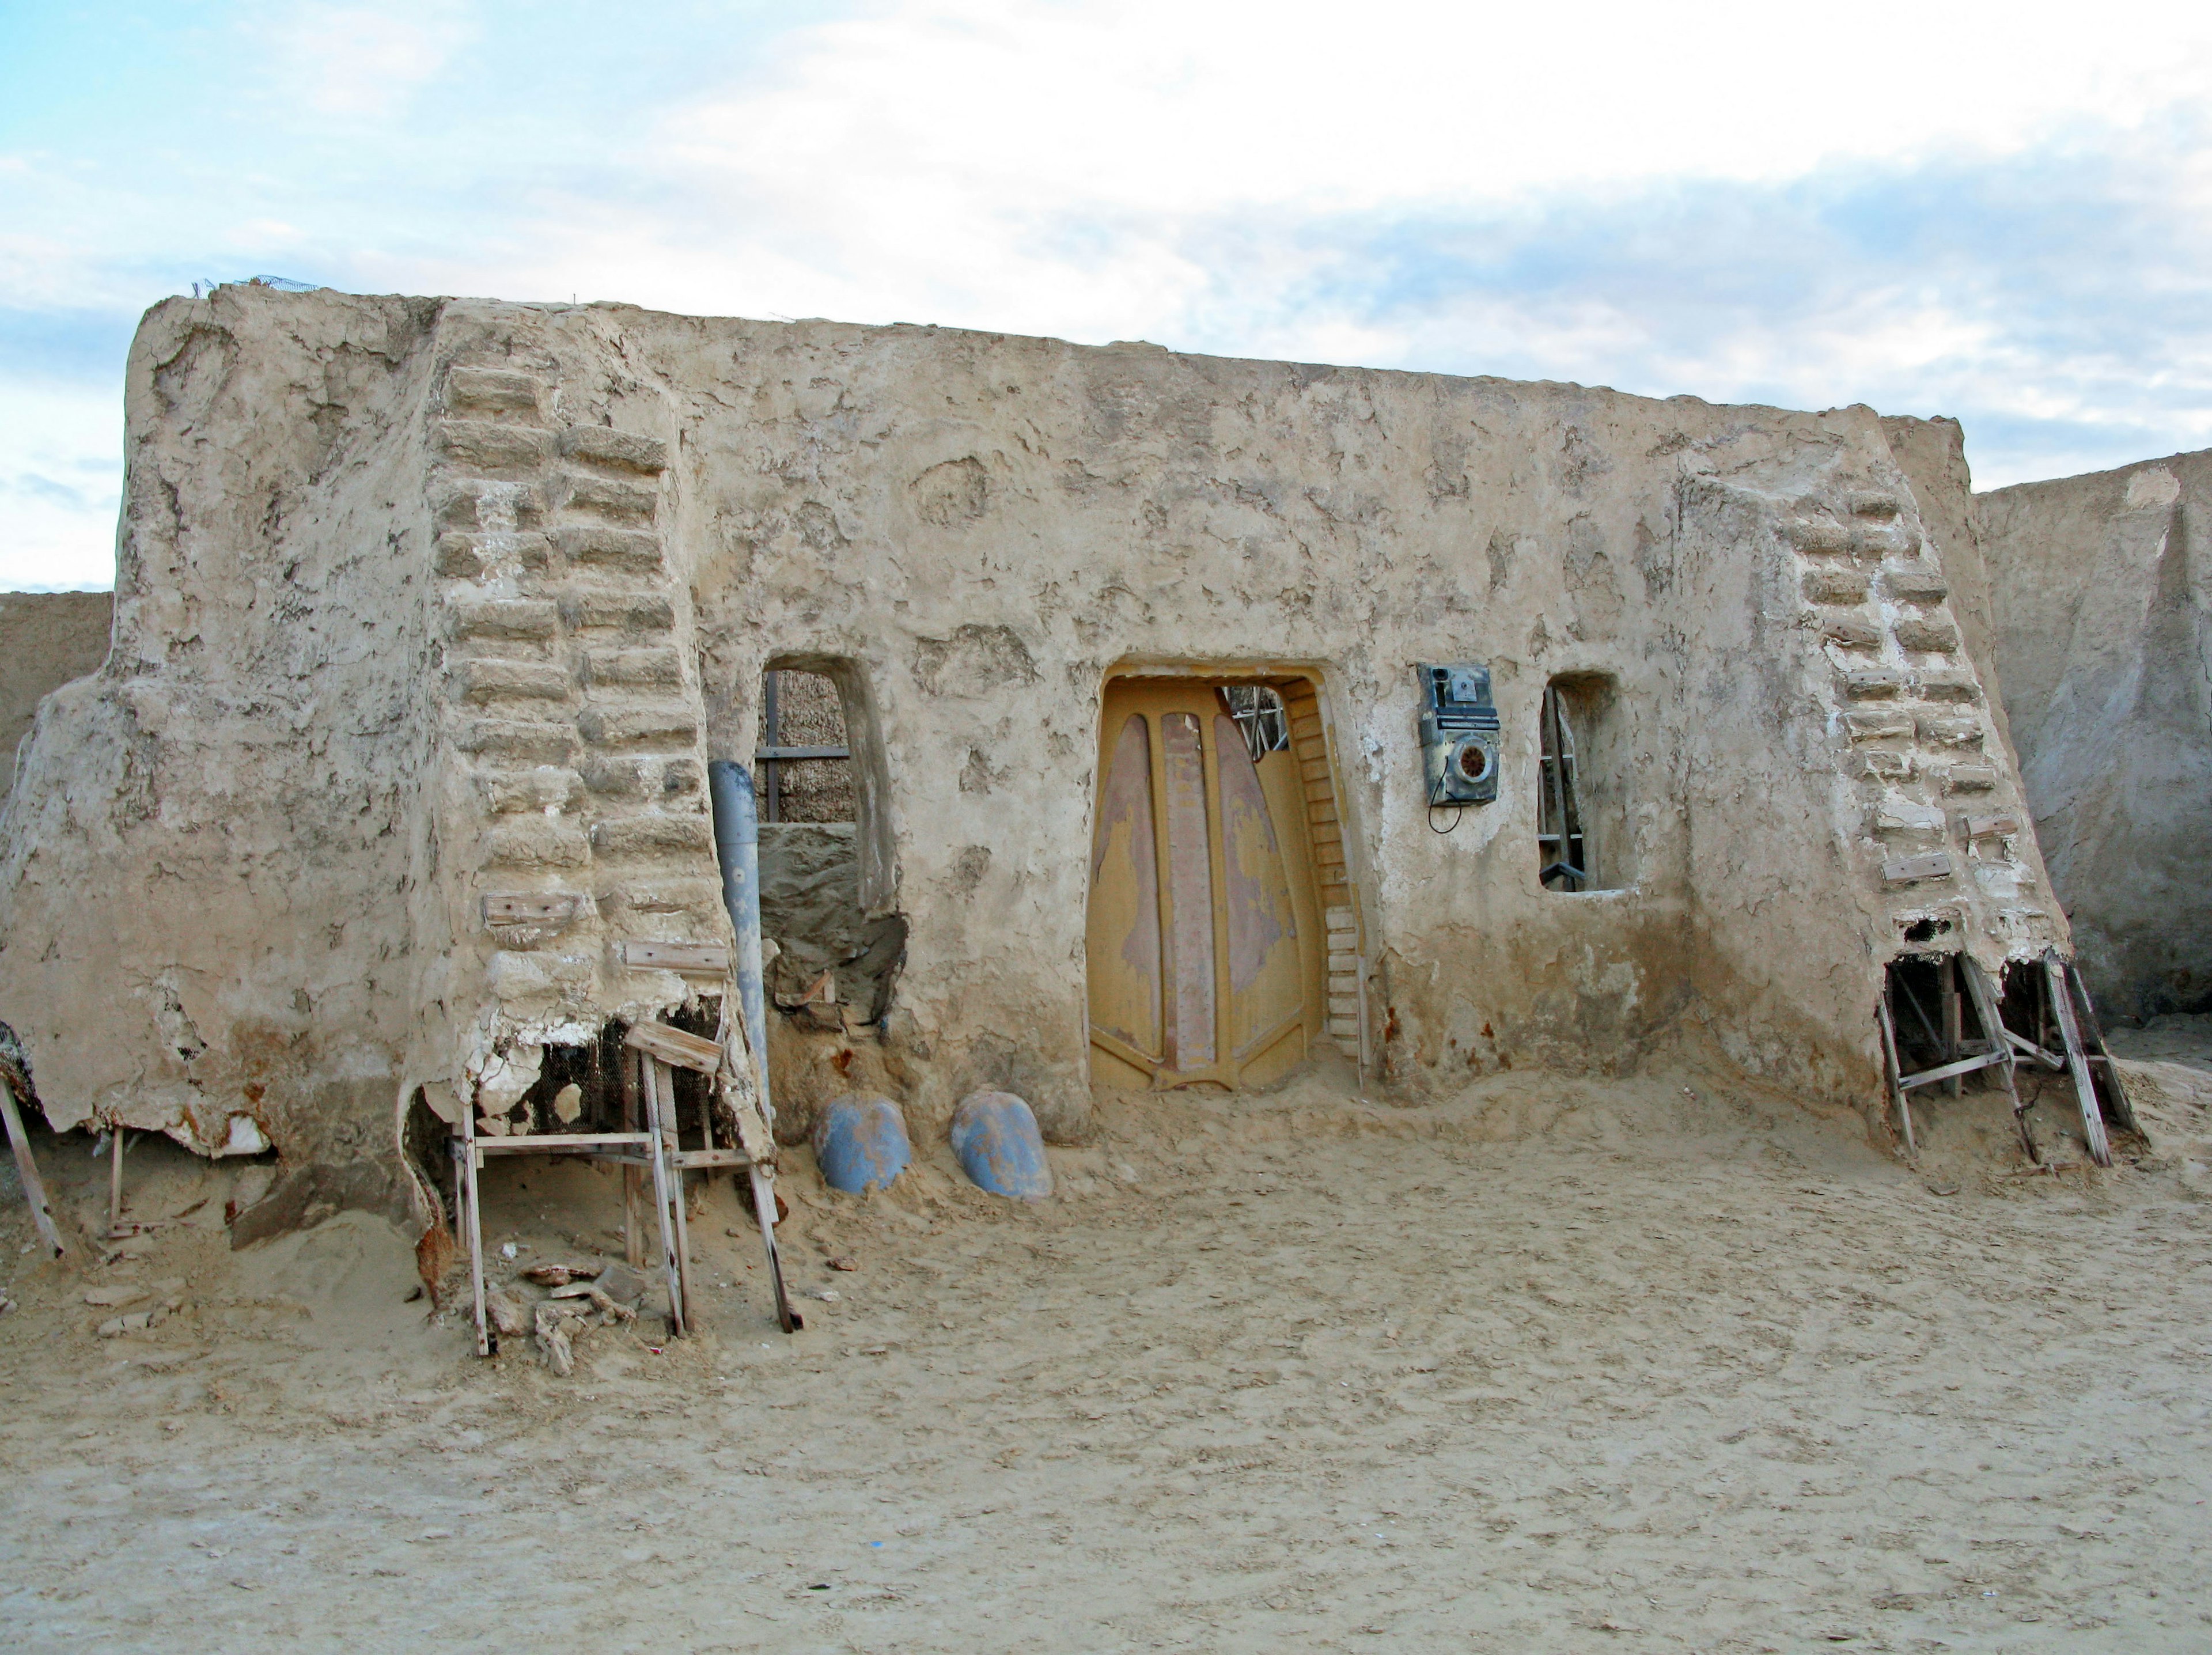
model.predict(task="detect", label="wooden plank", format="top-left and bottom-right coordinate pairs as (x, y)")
top-left (0, 1077), bottom-right (63, 1256)
top-left (671, 1147), bottom-right (756, 1168)
top-left (620, 1046), bottom-right (643, 1267)
top-left (474, 1131), bottom-right (655, 1153)
top-left (2065, 959), bottom-right (2139, 1134)
top-left (1961, 953), bottom-right (2038, 1163)
top-left (1875, 996), bottom-right (1914, 1157)
top-left (2043, 952), bottom-right (2111, 1166)
top-left (1961, 813), bottom-right (2021, 839)
top-left (482, 892), bottom-right (579, 925)
top-left (618, 940), bottom-right (732, 975)
top-left (1897, 1048), bottom-right (2013, 1090)
top-left (2003, 1028), bottom-right (2067, 1071)
top-left (1941, 956), bottom-right (1963, 1098)
top-left (624, 1020), bottom-right (723, 1076)
top-left (641, 1060), bottom-right (685, 1335)
top-left (1882, 852), bottom-right (1953, 884)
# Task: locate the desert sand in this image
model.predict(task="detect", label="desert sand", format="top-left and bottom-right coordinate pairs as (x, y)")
top-left (5, 1040), bottom-right (2211, 1652)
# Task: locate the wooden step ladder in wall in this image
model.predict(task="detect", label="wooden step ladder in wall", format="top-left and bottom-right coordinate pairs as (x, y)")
top-left (1278, 679), bottom-right (1365, 1067)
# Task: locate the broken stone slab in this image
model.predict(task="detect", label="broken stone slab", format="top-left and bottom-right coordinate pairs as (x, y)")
top-left (1883, 852), bottom-right (1955, 886)
top-left (521, 1262), bottom-right (603, 1287)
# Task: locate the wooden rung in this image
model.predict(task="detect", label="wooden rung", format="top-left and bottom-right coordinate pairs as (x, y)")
top-left (619, 940), bottom-right (733, 975)
top-left (670, 1148), bottom-right (756, 1169)
top-left (483, 892), bottom-right (580, 925)
top-left (1305, 799), bottom-right (1339, 825)
top-left (474, 1131), bottom-right (656, 1157)
top-left (1310, 823), bottom-right (1344, 847)
top-left (1897, 1048), bottom-right (2013, 1090)
top-left (624, 1021), bottom-right (724, 1075)
top-left (1288, 714), bottom-right (1324, 739)
top-left (1298, 758), bottom-right (1332, 782)
top-left (1303, 778), bottom-right (1338, 804)
top-left (1293, 736), bottom-right (1328, 762)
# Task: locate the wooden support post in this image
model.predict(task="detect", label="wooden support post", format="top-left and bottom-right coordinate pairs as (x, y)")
top-left (619, 1046), bottom-right (644, 1268)
top-left (1876, 994), bottom-right (1915, 1158)
top-left (2065, 960), bottom-right (2139, 1134)
top-left (2043, 951), bottom-right (2111, 1167)
top-left (659, 1059), bottom-right (697, 1330)
top-left (461, 1105), bottom-right (490, 1355)
top-left (1961, 954), bottom-right (2037, 1164)
top-left (1940, 956), bottom-right (1964, 1098)
top-left (108, 1126), bottom-right (125, 1235)
top-left (642, 1059), bottom-right (687, 1335)
top-left (1, 1077), bottom-right (62, 1256)
top-left (749, 1164), bottom-right (802, 1334)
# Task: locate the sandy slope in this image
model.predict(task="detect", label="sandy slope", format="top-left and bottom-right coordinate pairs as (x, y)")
top-left (3, 1053), bottom-right (2210, 1653)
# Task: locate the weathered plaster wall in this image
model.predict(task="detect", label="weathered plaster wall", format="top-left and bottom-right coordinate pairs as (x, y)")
top-left (0, 289), bottom-right (2064, 1229)
top-left (1978, 452), bottom-right (2212, 1020)
top-left (0, 592), bottom-right (113, 799)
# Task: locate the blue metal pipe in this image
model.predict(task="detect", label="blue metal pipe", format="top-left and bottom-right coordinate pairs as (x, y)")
top-left (707, 760), bottom-right (772, 1130)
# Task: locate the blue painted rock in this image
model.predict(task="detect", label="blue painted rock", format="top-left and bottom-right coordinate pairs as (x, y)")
top-left (813, 1095), bottom-right (911, 1194)
top-left (950, 1090), bottom-right (1053, 1200)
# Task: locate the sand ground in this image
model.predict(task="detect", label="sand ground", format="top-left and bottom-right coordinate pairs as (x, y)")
top-left (4, 1035), bottom-right (2211, 1653)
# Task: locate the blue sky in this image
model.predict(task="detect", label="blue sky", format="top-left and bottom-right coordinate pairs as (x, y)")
top-left (6, 0), bottom-right (2212, 590)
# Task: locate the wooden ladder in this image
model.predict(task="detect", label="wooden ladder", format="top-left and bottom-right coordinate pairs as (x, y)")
top-left (454, 1004), bottom-right (800, 1358)
top-left (1875, 950), bottom-right (2134, 1167)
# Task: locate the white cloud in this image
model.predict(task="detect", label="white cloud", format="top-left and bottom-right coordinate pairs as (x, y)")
top-left (260, 1), bottom-right (475, 118)
top-left (0, 381), bottom-right (123, 591)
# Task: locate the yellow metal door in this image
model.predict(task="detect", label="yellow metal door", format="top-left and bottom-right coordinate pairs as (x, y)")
top-left (1086, 679), bottom-right (1323, 1090)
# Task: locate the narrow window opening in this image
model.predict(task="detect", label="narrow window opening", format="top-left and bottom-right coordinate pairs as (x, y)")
top-left (1537, 674), bottom-right (1629, 892)
top-left (1221, 684), bottom-right (1291, 764)
top-left (757, 669), bottom-right (854, 823)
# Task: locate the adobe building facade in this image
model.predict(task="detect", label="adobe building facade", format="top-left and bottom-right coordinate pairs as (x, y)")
top-left (0, 287), bottom-right (2065, 1230)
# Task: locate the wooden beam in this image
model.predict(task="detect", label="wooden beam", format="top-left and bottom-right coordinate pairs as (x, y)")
top-left (624, 1020), bottom-right (723, 1076)
top-left (2044, 952), bottom-right (2112, 1167)
top-left (618, 940), bottom-right (733, 975)
top-left (0, 1078), bottom-right (62, 1256)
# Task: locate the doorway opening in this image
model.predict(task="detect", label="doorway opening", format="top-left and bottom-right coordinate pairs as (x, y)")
top-left (1085, 671), bottom-right (1350, 1092)
top-left (753, 663), bottom-right (905, 1031)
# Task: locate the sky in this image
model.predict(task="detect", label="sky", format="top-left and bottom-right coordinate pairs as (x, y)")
top-left (5, 0), bottom-right (2212, 590)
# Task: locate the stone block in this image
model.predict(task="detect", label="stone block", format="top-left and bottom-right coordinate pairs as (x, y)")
top-left (1850, 522), bottom-right (1921, 558)
top-left (436, 419), bottom-right (554, 470)
top-left (1916, 714), bottom-right (1983, 747)
top-left (456, 719), bottom-right (577, 762)
top-left (1886, 567), bottom-right (1948, 602)
top-left (483, 820), bottom-right (590, 868)
top-left (1872, 791), bottom-right (1944, 836)
top-left (476, 766), bottom-right (582, 814)
top-left (578, 705), bottom-right (696, 747)
top-left (1787, 520), bottom-right (1851, 554)
top-left (435, 531), bottom-right (550, 579)
top-left (1851, 750), bottom-right (1911, 779)
top-left (1894, 616), bottom-right (1959, 653)
top-left (449, 599), bottom-right (558, 640)
top-left (1915, 671), bottom-right (1981, 703)
top-left (590, 815), bottom-right (714, 857)
top-left (457, 658), bottom-right (570, 702)
top-left (552, 526), bottom-right (664, 573)
top-left (446, 367), bottom-right (544, 415)
top-left (1843, 709), bottom-right (1914, 742)
top-left (565, 593), bottom-right (676, 632)
top-left (1802, 568), bottom-right (1870, 604)
top-left (581, 756), bottom-right (650, 797)
top-left (1847, 490), bottom-right (1902, 518)
top-left (1942, 765), bottom-right (1999, 793)
top-left (562, 473), bottom-right (659, 521)
top-left (584, 648), bottom-right (683, 687)
top-left (559, 426), bottom-right (668, 474)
